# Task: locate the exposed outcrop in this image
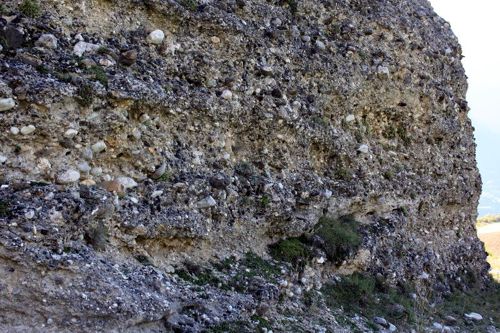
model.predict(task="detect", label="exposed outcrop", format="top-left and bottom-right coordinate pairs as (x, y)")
top-left (0, 0), bottom-right (491, 332)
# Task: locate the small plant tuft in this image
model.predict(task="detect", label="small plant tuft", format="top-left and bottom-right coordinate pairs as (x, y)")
top-left (19, 0), bottom-right (40, 18)
top-left (314, 215), bottom-right (361, 263)
top-left (383, 170), bottom-right (394, 180)
top-left (269, 238), bottom-right (311, 266)
top-left (36, 65), bottom-right (50, 74)
top-left (177, 265), bottom-right (220, 286)
top-left (85, 222), bottom-right (108, 251)
top-left (260, 195), bottom-right (271, 208)
top-left (55, 71), bottom-right (72, 83)
top-left (87, 65), bottom-right (108, 87)
top-left (322, 273), bottom-right (376, 312)
top-left (242, 252), bottom-right (281, 280)
top-left (208, 320), bottom-right (252, 333)
top-left (0, 200), bottom-right (11, 218)
top-left (97, 46), bottom-right (111, 55)
top-left (76, 83), bottom-right (94, 107)
top-left (235, 161), bottom-right (255, 177)
top-left (180, 0), bottom-right (198, 11)
top-left (335, 164), bottom-right (351, 181)
top-left (157, 171), bottom-right (172, 182)
top-left (135, 254), bottom-right (154, 266)
top-left (288, 0), bottom-right (298, 15)
top-left (251, 315), bottom-right (272, 330)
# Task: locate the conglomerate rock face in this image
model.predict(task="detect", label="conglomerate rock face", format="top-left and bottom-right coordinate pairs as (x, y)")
top-left (0, 0), bottom-right (489, 332)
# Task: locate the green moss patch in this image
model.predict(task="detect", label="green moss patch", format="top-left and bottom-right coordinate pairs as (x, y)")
top-left (314, 215), bottom-right (361, 263)
top-left (269, 238), bottom-right (311, 267)
top-left (87, 66), bottom-right (108, 87)
top-left (0, 200), bottom-right (11, 218)
top-left (177, 268), bottom-right (220, 286)
top-left (76, 84), bottom-right (94, 107)
top-left (321, 273), bottom-right (416, 327)
top-left (19, 0), bottom-right (40, 18)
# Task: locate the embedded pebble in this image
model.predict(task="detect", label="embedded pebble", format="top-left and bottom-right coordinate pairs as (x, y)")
top-left (345, 114), bottom-right (355, 122)
top-left (57, 169), bottom-right (81, 184)
top-left (91, 141), bottom-right (107, 153)
top-left (77, 162), bottom-right (91, 173)
top-left (316, 257), bottom-right (326, 264)
top-left (102, 180), bottom-right (125, 194)
top-left (64, 129), bottom-right (78, 138)
top-left (433, 323), bottom-right (443, 331)
top-left (120, 49), bottom-right (138, 66)
top-left (374, 317), bottom-right (388, 327)
top-left (35, 34), bottom-right (58, 49)
top-left (196, 196), bottom-right (217, 208)
top-left (315, 40), bottom-right (326, 50)
top-left (25, 210), bottom-right (35, 219)
top-left (10, 127), bottom-right (19, 135)
top-left (116, 176), bottom-right (138, 189)
top-left (73, 41), bottom-right (100, 57)
top-left (378, 65), bottom-right (390, 75)
top-left (0, 98), bottom-right (16, 112)
top-left (464, 312), bottom-right (483, 321)
top-left (357, 144), bottom-right (369, 154)
top-left (147, 30), bottom-right (165, 44)
top-left (151, 190), bottom-right (164, 198)
top-left (90, 167), bottom-right (103, 176)
top-left (221, 90), bottom-right (233, 100)
top-left (21, 125), bottom-right (36, 135)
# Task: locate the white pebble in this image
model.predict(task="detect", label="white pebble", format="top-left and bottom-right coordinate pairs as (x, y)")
top-left (316, 257), bottom-right (326, 264)
top-left (315, 40), bottom-right (326, 50)
top-left (91, 141), bottom-right (107, 153)
top-left (64, 129), bottom-right (78, 138)
top-left (221, 89), bottom-right (233, 100)
top-left (465, 312), bottom-right (483, 321)
top-left (35, 34), bottom-right (58, 49)
top-left (116, 176), bottom-right (138, 189)
top-left (147, 30), bottom-right (165, 44)
top-left (357, 144), bottom-right (369, 154)
top-left (25, 210), bottom-right (35, 219)
top-left (377, 65), bottom-right (390, 75)
top-left (57, 169), bottom-right (81, 184)
top-left (77, 161), bottom-right (91, 173)
top-left (99, 58), bottom-right (115, 67)
top-left (21, 125), bottom-right (36, 135)
top-left (73, 41), bottom-right (100, 57)
top-left (151, 190), bottom-right (164, 198)
top-left (0, 98), bottom-right (16, 112)
top-left (90, 167), bottom-right (103, 176)
top-left (433, 323), bottom-right (443, 330)
top-left (196, 196), bottom-right (217, 208)
top-left (345, 114), bottom-right (355, 122)
top-left (10, 127), bottom-right (20, 135)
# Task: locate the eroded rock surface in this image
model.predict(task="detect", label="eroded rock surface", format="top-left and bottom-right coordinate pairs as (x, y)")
top-left (0, 0), bottom-right (490, 332)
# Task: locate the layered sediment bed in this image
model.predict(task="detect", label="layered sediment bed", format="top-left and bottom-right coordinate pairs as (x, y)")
top-left (0, 0), bottom-right (489, 332)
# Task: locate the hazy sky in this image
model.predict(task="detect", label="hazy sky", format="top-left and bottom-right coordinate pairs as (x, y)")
top-left (430, 0), bottom-right (500, 216)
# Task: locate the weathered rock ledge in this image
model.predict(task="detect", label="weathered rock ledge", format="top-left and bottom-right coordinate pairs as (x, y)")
top-left (0, 0), bottom-right (491, 332)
